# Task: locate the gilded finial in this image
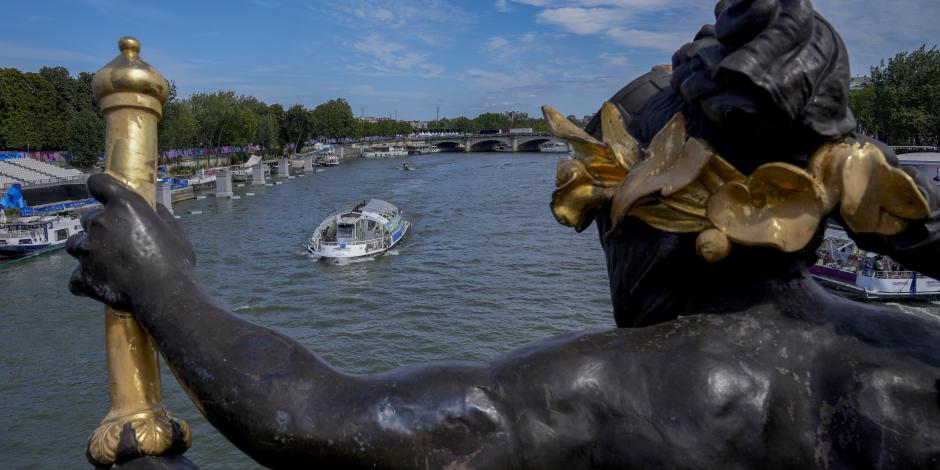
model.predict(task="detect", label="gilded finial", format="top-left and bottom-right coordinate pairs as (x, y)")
top-left (93, 36), bottom-right (169, 113)
top-left (118, 36), bottom-right (141, 54)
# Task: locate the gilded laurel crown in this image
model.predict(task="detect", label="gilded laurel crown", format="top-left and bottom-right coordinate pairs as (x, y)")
top-left (543, 103), bottom-right (930, 262)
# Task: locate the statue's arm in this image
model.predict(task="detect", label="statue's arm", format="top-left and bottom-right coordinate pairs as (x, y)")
top-left (67, 174), bottom-right (520, 467)
top-left (143, 289), bottom-right (511, 468)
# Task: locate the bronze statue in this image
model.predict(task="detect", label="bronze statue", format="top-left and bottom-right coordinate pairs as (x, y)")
top-left (71, 1), bottom-right (940, 468)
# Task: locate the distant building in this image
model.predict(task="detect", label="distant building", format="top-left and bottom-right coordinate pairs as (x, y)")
top-left (503, 111), bottom-right (529, 121)
top-left (407, 120), bottom-right (429, 129)
top-left (850, 76), bottom-right (870, 91)
top-left (356, 116), bottom-right (393, 123)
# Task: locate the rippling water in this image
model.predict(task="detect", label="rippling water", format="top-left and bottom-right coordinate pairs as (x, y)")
top-left (0, 153), bottom-right (614, 468)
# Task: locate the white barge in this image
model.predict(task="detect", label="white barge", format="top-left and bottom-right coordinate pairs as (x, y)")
top-left (307, 199), bottom-right (410, 258)
top-left (809, 228), bottom-right (940, 300)
top-left (362, 146), bottom-right (407, 158)
top-left (0, 213), bottom-right (84, 257)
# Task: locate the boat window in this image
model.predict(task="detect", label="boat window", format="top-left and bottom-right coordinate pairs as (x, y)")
top-left (56, 229), bottom-right (69, 241)
top-left (338, 224), bottom-right (354, 238)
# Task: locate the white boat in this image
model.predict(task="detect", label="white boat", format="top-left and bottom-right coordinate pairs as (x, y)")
top-left (898, 152), bottom-right (940, 185)
top-left (307, 199), bottom-right (410, 258)
top-left (362, 146), bottom-right (408, 158)
top-left (402, 162), bottom-right (416, 171)
top-left (412, 145), bottom-right (440, 155)
top-left (0, 213), bottom-right (83, 257)
top-left (316, 155), bottom-right (339, 167)
top-left (540, 141), bottom-right (570, 153)
top-left (232, 169), bottom-right (249, 182)
top-left (232, 155), bottom-right (266, 181)
top-left (809, 227), bottom-right (940, 299)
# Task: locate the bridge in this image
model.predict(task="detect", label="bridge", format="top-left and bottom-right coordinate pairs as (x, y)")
top-left (340, 133), bottom-right (566, 154)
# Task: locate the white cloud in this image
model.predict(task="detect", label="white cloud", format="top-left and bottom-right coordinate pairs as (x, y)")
top-left (813, 0), bottom-right (940, 73)
top-left (347, 84), bottom-right (428, 100)
top-left (605, 28), bottom-right (687, 52)
top-left (350, 34), bottom-right (444, 78)
top-left (536, 7), bottom-right (628, 35)
top-left (495, 0), bottom-right (512, 12)
top-left (0, 42), bottom-right (102, 63)
top-left (519, 0), bottom-right (709, 53)
top-left (319, 0), bottom-right (472, 45)
top-left (599, 51), bottom-right (629, 67)
top-left (480, 32), bottom-right (540, 62)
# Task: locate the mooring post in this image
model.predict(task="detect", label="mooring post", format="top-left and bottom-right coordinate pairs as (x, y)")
top-left (303, 154), bottom-right (314, 172)
top-left (215, 168), bottom-right (233, 198)
top-left (251, 164), bottom-right (265, 185)
top-left (277, 157), bottom-right (290, 177)
top-left (156, 180), bottom-right (173, 214)
top-left (87, 36), bottom-right (192, 468)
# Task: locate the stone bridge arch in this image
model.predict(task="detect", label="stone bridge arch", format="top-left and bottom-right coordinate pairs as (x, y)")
top-left (469, 138), bottom-right (509, 152)
top-left (515, 137), bottom-right (553, 152)
top-left (432, 140), bottom-right (465, 152)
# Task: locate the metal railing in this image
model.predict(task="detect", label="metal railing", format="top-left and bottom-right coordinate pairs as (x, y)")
top-left (313, 236), bottom-right (387, 252)
top-left (862, 269), bottom-right (917, 280)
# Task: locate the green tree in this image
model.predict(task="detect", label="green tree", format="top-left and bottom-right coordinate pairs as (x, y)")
top-left (310, 98), bottom-right (355, 138)
top-left (848, 85), bottom-right (876, 137)
top-left (284, 104), bottom-right (310, 152)
top-left (859, 45), bottom-right (940, 146)
top-left (189, 91), bottom-right (239, 150)
top-left (159, 101), bottom-right (198, 152)
top-left (231, 109), bottom-right (258, 146)
top-left (269, 103), bottom-right (287, 148)
top-left (256, 113), bottom-right (279, 150)
top-left (0, 69), bottom-right (64, 149)
top-left (66, 109), bottom-right (104, 170)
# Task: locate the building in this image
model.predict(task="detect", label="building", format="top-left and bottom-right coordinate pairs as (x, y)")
top-left (850, 76), bottom-right (870, 91)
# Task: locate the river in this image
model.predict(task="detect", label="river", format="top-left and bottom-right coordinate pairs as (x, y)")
top-left (2, 152), bottom-right (938, 469)
top-left (1, 152), bottom-right (614, 468)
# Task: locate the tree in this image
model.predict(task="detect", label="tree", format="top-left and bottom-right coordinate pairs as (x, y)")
top-left (269, 103), bottom-right (287, 149)
top-left (309, 98), bottom-right (355, 138)
top-left (67, 109), bottom-right (104, 170)
top-left (284, 104), bottom-right (310, 152)
top-left (231, 109), bottom-right (258, 146)
top-left (189, 91), bottom-right (240, 150)
top-left (848, 85), bottom-right (876, 137)
top-left (256, 113), bottom-right (279, 150)
top-left (159, 101), bottom-right (197, 152)
top-left (0, 69), bottom-right (65, 149)
top-left (855, 45), bottom-right (940, 146)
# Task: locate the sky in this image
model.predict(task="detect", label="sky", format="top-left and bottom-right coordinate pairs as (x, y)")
top-left (2, 0), bottom-right (939, 121)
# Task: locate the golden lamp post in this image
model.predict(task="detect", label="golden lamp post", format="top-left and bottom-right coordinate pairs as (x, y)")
top-left (86, 37), bottom-right (191, 466)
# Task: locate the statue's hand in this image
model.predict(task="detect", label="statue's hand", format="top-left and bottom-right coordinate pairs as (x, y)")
top-left (67, 173), bottom-right (196, 312)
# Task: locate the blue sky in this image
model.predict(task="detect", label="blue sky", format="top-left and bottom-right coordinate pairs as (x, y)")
top-left (2, 0), bottom-right (939, 121)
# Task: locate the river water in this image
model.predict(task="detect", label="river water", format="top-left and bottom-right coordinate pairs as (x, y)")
top-left (2, 152), bottom-right (938, 469)
top-left (0, 152), bottom-right (614, 468)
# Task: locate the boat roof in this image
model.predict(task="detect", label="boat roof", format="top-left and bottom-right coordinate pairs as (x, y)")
top-left (899, 152), bottom-right (940, 164)
top-left (319, 199), bottom-right (401, 228)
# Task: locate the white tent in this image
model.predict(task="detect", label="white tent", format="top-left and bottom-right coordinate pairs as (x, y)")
top-left (241, 155), bottom-right (263, 168)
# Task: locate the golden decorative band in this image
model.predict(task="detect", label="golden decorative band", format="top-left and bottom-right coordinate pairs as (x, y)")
top-left (87, 407), bottom-right (192, 465)
top-left (543, 103), bottom-right (930, 262)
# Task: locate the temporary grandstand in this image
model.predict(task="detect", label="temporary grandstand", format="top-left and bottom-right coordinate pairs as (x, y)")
top-left (0, 154), bottom-right (85, 189)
